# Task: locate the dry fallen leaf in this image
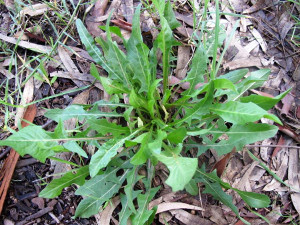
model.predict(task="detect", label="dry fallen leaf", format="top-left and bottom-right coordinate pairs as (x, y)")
top-left (243, 0), bottom-right (272, 14)
top-left (263, 150), bottom-right (288, 192)
top-left (0, 33), bottom-right (51, 54)
top-left (170, 209), bottom-right (213, 225)
top-left (223, 57), bottom-right (262, 70)
top-left (235, 161), bottom-right (259, 192)
top-left (152, 202), bottom-right (204, 214)
top-left (228, 0), bottom-right (247, 12)
top-left (249, 28), bottom-right (267, 53)
top-left (212, 148), bottom-right (236, 177)
top-left (15, 68), bottom-right (34, 127)
top-left (95, 196), bottom-right (120, 225)
top-left (176, 46), bottom-right (191, 80)
top-left (19, 3), bottom-right (51, 17)
top-left (288, 148), bottom-right (300, 215)
top-left (271, 135), bottom-right (285, 158)
top-left (58, 46), bottom-right (86, 88)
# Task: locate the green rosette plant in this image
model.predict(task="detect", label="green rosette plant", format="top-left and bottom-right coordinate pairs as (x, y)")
top-left (0, 1), bottom-right (289, 224)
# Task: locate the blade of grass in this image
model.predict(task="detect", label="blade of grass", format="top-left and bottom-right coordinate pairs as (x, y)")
top-left (210, 0), bottom-right (220, 80)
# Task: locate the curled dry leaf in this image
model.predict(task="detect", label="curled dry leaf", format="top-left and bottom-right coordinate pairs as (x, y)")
top-left (111, 19), bottom-right (132, 32)
top-left (212, 148), bottom-right (236, 177)
top-left (277, 124), bottom-right (300, 143)
top-left (271, 135), bottom-right (285, 158)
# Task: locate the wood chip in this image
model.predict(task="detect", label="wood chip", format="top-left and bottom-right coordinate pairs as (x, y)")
top-left (31, 197), bottom-right (45, 210)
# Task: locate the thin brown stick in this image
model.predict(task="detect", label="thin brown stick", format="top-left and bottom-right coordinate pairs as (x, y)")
top-left (16, 207), bottom-right (53, 225)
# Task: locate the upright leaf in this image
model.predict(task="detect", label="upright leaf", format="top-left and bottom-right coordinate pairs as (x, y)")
top-left (155, 11), bottom-right (180, 92)
top-left (164, 0), bottom-right (181, 29)
top-left (131, 187), bottom-right (160, 225)
top-left (104, 14), bottom-right (132, 88)
top-left (126, 5), bottom-right (151, 93)
top-left (182, 45), bottom-right (207, 96)
top-left (119, 191), bottom-right (141, 225)
top-left (172, 81), bottom-right (214, 126)
top-left (131, 132), bottom-right (152, 165)
top-left (76, 19), bottom-right (116, 77)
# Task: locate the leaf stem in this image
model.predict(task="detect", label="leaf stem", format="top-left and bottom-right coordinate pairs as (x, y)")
top-left (162, 49), bottom-right (170, 95)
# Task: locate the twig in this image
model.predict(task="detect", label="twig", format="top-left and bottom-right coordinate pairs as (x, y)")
top-left (0, 147), bottom-right (11, 160)
top-left (16, 207), bottom-right (53, 225)
top-left (48, 212), bottom-right (60, 223)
